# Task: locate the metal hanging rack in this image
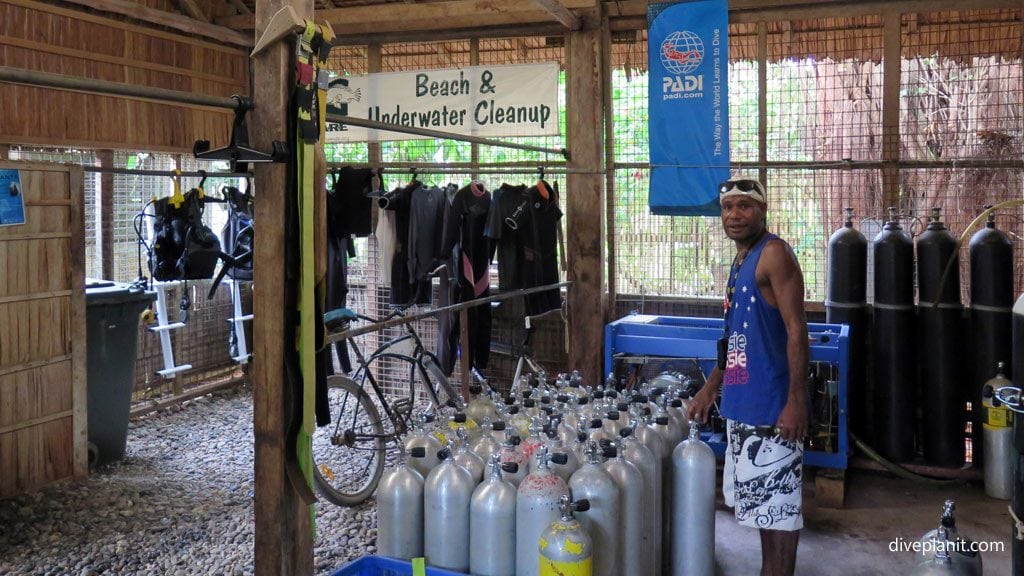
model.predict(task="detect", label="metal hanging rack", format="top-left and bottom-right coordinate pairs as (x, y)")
top-left (83, 167), bottom-right (253, 178)
top-left (325, 112), bottom-right (569, 159)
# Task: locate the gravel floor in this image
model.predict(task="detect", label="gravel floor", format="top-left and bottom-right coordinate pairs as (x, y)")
top-left (0, 385), bottom-right (375, 576)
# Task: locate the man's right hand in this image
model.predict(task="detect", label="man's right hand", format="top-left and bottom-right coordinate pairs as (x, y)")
top-left (687, 385), bottom-right (717, 423)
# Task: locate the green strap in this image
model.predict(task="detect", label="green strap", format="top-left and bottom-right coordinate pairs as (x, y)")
top-left (412, 557), bottom-right (427, 576)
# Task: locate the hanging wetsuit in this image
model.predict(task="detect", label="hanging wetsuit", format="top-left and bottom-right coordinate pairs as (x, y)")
top-left (381, 181), bottom-right (430, 305)
top-left (521, 180), bottom-right (562, 316)
top-left (323, 167), bottom-right (380, 376)
top-left (440, 182), bottom-right (493, 373)
top-left (485, 183), bottom-right (529, 291)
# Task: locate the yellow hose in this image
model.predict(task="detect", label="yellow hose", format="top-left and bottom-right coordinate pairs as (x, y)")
top-left (931, 198), bottom-right (1024, 309)
top-left (850, 432), bottom-right (962, 485)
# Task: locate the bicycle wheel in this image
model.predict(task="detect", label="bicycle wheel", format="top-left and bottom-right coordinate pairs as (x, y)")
top-left (312, 376), bottom-right (386, 506)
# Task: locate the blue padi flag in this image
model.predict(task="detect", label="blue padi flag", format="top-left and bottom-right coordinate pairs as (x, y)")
top-left (648, 0), bottom-right (729, 216)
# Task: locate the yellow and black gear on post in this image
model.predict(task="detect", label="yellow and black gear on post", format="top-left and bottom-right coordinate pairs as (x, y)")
top-left (292, 18), bottom-right (334, 531)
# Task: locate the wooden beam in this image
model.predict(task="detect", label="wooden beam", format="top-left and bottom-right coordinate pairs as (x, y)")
top-left (59, 0), bottom-right (253, 47)
top-left (530, 0), bottom-right (582, 30)
top-left (97, 150), bottom-right (115, 281)
top-left (174, 0), bottom-right (209, 22)
top-left (605, 0), bottom-right (1024, 28)
top-left (228, 0), bottom-right (252, 14)
top-left (566, 8), bottom-right (606, 383)
top-left (251, 0), bottom-right (312, 575)
top-left (221, 0), bottom-right (596, 32)
top-left (330, 23), bottom-right (567, 46)
top-left (881, 12), bottom-right (901, 210)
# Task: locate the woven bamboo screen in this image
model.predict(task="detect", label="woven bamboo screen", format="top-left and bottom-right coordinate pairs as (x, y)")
top-left (0, 0), bottom-right (247, 152)
top-left (0, 160), bottom-right (86, 498)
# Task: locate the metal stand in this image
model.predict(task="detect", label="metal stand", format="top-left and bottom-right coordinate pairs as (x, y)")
top-left (149, 281), bottom-right (192, 378)
top-left (227, 279), bottom-right (253, 364)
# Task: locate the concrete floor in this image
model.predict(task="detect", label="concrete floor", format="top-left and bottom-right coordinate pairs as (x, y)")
top-left (712, 468), bottom-right (1011, 575)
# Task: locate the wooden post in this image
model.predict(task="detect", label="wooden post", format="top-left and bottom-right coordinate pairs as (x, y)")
top-left (757, 22), bottom-right (768, 187)
top-left (97, 150), bottom-right (115, 280)
top-left (882, 13), bottom-right (901, 210)
top-left (367, 43), bottom-right (382, 356)
top-left (470, 38), bottom-right (480, 179)
top-left (251, 1), bottom-right (313, 575)
top-left (0, 144), bottom-right (9, 159)
top-left (566, 8), bottom-right (606, 384)
top-left (602, 20), bottom-right (616, 320)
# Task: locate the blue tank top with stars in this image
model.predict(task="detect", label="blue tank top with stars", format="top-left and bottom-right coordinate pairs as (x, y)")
top-left (719, 232), bottom-right (790, 426)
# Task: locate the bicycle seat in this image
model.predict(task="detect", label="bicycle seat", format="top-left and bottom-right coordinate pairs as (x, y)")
top-left (324, 307), bottom-right (359, 329)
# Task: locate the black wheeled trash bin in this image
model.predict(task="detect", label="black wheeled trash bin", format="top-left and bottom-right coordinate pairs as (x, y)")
top-left (85, 280), bottom-right (156, 466)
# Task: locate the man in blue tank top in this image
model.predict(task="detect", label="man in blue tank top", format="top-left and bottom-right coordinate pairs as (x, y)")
top-left (688, 178), bottom-right (809, 576)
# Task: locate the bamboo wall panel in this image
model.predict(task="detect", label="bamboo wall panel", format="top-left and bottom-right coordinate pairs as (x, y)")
top-left (0, 160), bottom-right (85, 499)
top-left (0, 0), bottom-right (249, 152)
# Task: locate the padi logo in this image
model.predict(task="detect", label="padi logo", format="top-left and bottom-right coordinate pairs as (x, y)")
top-left (660, 30), bottom-right (705, 99)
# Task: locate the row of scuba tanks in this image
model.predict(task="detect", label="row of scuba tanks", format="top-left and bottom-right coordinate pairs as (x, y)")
top-left (376, 370), bottom-right (717, 576)
top-left (827, 205), bottom-right (1014, 474)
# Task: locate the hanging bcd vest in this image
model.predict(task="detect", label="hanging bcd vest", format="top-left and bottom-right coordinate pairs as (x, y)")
top-left (150, 187), bottom-right (221, 282)
top-left (220, 186), bottom-right (254, 282)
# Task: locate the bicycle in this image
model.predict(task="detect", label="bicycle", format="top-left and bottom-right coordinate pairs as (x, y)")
top-left (311, 268), bottom-right (467, 506)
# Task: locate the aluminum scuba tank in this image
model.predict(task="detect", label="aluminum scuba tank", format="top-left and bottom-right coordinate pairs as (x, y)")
top-left (446, 412), bottom-right (480, 444)
top-left (602, 442), bottom-right (644, 576)
top-left (472, 417), bottom-right (504, 464)
top-left (672, 422), bottom-right (716, 576)
top-left (535, 428), bottom-right (579, 483)
top-left (517, 446), bottom-right (571, 576)
top-left (649, 371), bottom-right (683, 394)
top-left (467, 384), bottom-right (498, 426)
top-left (982, 362), bottom-right (1014, 499)
top-left (510, 402), bottom-right (532, 440)
top-left (915, 500), bottom-right (983, 575)
top-left (569, 442), bottom-right (622, 576)
top-left (650, 405), bottom-right (677, 573)
top-left (521, 416), bottom-right (548, 462)
top-left (454, 427), bottom-right (485, 484)
top-left (539, 495), bottom-right (593, 576)
top-left (376, 445), bottom-right (425, 560)
top-left (667, 398), bottom-right (689, 433)
top-left (910, 526), bottom-right (965, 575)
top-left (588, 418), bottom-right (613, 451)
top-left (470, 453), bottom-right (520, 576)
top-left (404, 412), bottom-right (442, 478)
top-left (572, 431), bottom-right (590, 464)
top-left (653, 396), bottom-right (684, 449)
top-left (500, 435), bottom-right (529, 487)
top-left (604, 409), bottom-right (625, 438)
top-left (621, 425), bottom-right (661, 576)
top-left (424, 442), bottom-right (474, 572)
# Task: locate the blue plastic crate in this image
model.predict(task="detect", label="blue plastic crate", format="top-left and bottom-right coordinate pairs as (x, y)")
top-left (330, 556), bottom-right (469, 576)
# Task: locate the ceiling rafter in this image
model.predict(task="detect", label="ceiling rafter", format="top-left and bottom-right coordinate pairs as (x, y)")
top-left (62, 0), bottom-right (252, 47)
top-left (174, 0), bottom-right (208, 22)
top-left (529, 0), bottom-right (581, 30)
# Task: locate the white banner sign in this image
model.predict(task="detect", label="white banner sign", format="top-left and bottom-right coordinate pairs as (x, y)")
top-left (325, 63), bottom-right (560, 142)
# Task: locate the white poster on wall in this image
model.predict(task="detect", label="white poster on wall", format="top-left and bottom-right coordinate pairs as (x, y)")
top-left (324, 62), bottom-right (560, 142)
